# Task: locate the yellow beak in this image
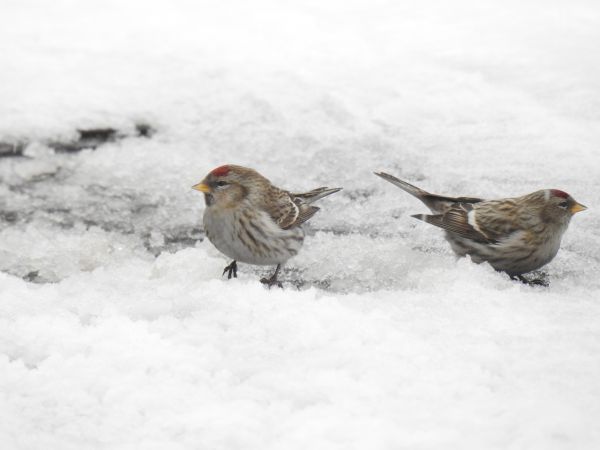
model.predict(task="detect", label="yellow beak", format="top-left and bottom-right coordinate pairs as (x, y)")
top-left (570, 202), bottom-right (587, 214)
top-left (192, 182), bottom-right (211, 193)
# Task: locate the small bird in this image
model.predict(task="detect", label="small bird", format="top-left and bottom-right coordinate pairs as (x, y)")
top-left (193, 165), bottom-right (341, 287)
top-left (375, 172), bottom-right (587, 282)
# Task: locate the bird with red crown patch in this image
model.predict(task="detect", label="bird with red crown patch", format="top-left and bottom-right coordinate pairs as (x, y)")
top-left (375, 172), bottom-right (587, 284)
top-left (192, 165), bottom-right (342, 287)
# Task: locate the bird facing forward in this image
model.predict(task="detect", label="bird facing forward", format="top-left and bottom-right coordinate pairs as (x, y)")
top-left (193, 165), bottom-right (341, 287)
top-left (375, 172), bottom-right (587, 281)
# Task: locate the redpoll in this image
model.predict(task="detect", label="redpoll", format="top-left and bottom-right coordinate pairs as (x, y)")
top-left (193, 165), bottom-right (341, 287)
top-left (375, 172), bottom-right (587, 281)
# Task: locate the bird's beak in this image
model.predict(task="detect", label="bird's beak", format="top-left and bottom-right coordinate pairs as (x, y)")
top-left (570, 202), bottom-right (587, 214)
top-left (192, 182), bottom-right (211, 193)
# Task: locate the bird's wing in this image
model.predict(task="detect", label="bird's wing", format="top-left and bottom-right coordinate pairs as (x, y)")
top-left (261, 187), bottom-right (321, 230)
top-left (261, 189), bottom-right (300, 229)
top-left (413, 200), bottom-right (520, 244)
top-left (287, 204), bottom-right (320, 228)
top-left (421, 194), bottom-right (486, 214)
top-left (292, 187), bottom-right (342, 204)
top-left (264, 185), bottom-right (340, 229)
top-left (470, 199), bottom-right (523, 241)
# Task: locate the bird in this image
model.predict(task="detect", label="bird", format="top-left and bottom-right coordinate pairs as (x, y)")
top-left (192, 165), bottom-right (342, 287)
top-left (375, 172), bottom-right (587, 283)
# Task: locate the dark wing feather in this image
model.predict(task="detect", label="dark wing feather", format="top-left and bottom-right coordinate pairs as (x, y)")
top-left (285, 205), bottom-right (320, 229)
top-left (263, 190), bottom-right (299, 229)
top-left (413, 199), bottom-right (525, 243)
top-left (264, 186), bottom-right (340, 230)
top-left (292, 187), bottom-right (342, 204)
top-left (412, 203), bottom-right (498, 243)
top-left (266, 194), bottom-right (320, 230)
top-left (420, 195), bottom-right (485, 214)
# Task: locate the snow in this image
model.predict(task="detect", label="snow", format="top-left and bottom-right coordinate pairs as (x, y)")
top-left (1, 0), bottom-right (600, 448)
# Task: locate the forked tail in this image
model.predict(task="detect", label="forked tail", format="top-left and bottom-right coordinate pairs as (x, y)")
top-left (374, 172), bottom-right (429, 199)
top-left (374, 171), bottom-right (483, 213)
top-left (293, 187), bottom-right (342, 204)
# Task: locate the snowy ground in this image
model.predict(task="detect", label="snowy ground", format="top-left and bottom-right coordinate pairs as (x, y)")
top-left (1, 0), bottom-right (600, 448)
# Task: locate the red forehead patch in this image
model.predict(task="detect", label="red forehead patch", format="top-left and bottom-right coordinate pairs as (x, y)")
top-left (551, 189), bottom-right (569, 199)
top-left (210, 165), bottom-right (230, 177)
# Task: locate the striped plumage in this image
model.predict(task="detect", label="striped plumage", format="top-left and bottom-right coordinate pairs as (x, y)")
top-left (193, 165), bottom-right (341, 286)
top-left (375, 172), bottom-right (587, 277)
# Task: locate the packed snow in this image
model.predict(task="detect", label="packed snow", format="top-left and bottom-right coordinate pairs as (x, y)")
top-left (1, 0), bottom-right (600, 449)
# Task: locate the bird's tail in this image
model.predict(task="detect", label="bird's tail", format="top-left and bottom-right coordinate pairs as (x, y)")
top-left (293, 187), bottom-right (342, 204)
top-left (374, 172), bottom-right (483, 213)
top-left (374, 172), bottom-right (430, 199)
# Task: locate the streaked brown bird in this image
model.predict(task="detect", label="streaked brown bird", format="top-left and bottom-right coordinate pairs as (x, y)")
top-left (375, 172), bottom-right (587, 282)
top-left (193, 165), bottom-right (341, 287)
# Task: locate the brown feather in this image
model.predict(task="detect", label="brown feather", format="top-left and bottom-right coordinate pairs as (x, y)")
top-left (261, 188), bottom-right (299, 229)
top-left (413, 210), bottom-right (497, 244)
top-left (285, 205), bottom-right (320, 229)
top-left (263, 186), bottom-right (341, 230)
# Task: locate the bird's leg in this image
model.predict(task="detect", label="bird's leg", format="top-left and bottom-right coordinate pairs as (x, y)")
top-left (260, 264), bottom-right (283, 289)
top-left (512, 274), bottom-right (549, 287)
top-left (222, 260), bottom-right (238, 279)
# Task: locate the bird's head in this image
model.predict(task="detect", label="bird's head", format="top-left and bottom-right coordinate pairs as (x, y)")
top-left (540, 189), bottom-right (587, 225)
top-left (192, 165), bottom-right (264, 207)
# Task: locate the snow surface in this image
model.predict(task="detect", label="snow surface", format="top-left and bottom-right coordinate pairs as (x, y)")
top-left (1, 0), bottom-right (600, 448)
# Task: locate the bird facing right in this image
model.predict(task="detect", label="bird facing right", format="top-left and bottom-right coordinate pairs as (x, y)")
top-left (375, 172), bottom-right (587, 281)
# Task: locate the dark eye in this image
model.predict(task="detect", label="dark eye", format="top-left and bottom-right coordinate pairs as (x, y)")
top-left (216, 181), bottom-right (228, 187)
top-left (558, 201), bottom-right (568, 208)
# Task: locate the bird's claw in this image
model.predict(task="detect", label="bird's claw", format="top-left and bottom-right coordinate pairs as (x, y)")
top-left (513, 274), bottom-right (549, 287)
top-left (260, 264), bottom-right (283, 288)
top-left (260, 276), bottom-right (283, 289)
top-left (222, 261), bottom-right (238, 279)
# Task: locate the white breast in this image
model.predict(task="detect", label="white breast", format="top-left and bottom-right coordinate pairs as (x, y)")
top-left (203, 205), bottom-right (304, 266)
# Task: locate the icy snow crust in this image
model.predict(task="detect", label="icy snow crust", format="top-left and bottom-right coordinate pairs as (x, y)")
top-left (1, 0), bottom-right (600, 448)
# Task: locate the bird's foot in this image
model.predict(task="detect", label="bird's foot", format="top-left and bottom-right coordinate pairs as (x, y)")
top-left (260, 275), bottom-right (283, 289)
top-left (513, 273), bottom-right (549, 287)
top-left (222, 260), bottom-right (238, 279)
top-left (260, 264), bottom-right (283, 289)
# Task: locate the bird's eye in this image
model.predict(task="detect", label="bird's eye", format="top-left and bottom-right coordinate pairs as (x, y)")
top-left (216, 181), bottom-right (228, 187)
top-left (558, 201), bottom-right (568, 208)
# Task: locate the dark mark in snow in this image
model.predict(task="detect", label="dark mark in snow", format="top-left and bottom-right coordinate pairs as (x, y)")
top-left (135, 123), bottom-right (154, 137)
top-left (344, 188), bottom-right (376, 202)
top-left (44, 207), bottom-right (71, 215)
top-left (289, 277), bottom-right (332, 291)
top-left (0, 123), bottom-right (156, 157)
top-left (144, 228), bottom-right (205, 256)
top-left (49, 128), bottom-right (119, 153)
top-left (0, 211), bottom-right (18, 223)
top-left (30, 170), bottom-right (62, 183)
top-left (24, 271), bottom-right (42, 283)
top-left (0, 141), bottom-right (26, 158)
top-left (164, 231), bottom-right (204, 247)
